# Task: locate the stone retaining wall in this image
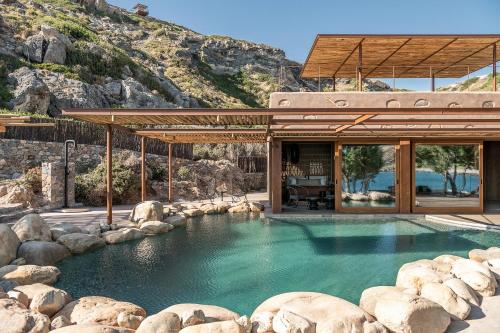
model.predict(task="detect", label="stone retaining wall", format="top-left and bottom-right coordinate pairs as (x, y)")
top-left (0, 139), bottom-right (172, 179)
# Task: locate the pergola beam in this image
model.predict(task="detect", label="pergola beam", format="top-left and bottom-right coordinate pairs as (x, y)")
top-left (335, 114), bottom-right (374, 133)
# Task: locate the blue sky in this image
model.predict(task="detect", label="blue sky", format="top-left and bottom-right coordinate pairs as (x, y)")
top-left (108, 0), bottom-right (500, 90)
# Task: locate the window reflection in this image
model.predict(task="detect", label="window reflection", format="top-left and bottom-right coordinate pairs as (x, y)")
top-left (415, 145), bottom-right (480, 208)
top-left (341, 144), bottom-right (396, 208)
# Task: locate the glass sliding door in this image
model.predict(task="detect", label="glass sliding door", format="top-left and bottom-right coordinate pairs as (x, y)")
top-left (337, 143), bottom-right (399, 212)
top-left (413, 143), bottom-right (481, 211)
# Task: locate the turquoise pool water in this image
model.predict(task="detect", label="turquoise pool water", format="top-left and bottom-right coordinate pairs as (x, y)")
top-left (55, 215), bottom-right (499, 315)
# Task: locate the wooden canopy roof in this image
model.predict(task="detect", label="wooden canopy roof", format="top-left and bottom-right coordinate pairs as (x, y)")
top-left (0, 114), bottom-right (55, 133)
top-left (301, 34), bottom-right (500, 79)
top-left (63, 108), bottom-right (500, 142)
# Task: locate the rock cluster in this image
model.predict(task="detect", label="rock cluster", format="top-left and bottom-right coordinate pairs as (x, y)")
top-left (2, 206), bottom-right (499, 332)
top-left (23, 24), bottom-right (74, 65)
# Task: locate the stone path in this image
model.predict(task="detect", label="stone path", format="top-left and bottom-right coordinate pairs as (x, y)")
top-left (40, 192), bottom-right (269, 227)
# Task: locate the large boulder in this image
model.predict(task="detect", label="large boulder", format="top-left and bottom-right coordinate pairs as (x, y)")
top-left (443, 278), bottom-right (480, 306)
top-left (12, 214), bottom-right (52, 242)
top-left (420, 282), bottom-right (470, 320)
top-left (181, 309), bottom-right (206, 327)
top-left (135, 311), bottom-right (181, 333)
top-left (7, 67), bottom-right (51, 114)
top-left (139, 221), bottom-right (174, 235)
top-left (179, 320), bottom-right (245, 333)
top-left (17, 241), bottom-right (71, 266)
top-left (166, 215), bottom-right (187, 227)
top-left (43, 37), bottom-right (67, 64)
top-left (14, 283), bottom-right (71, 307)
top-left (451, 259), bottom-right (497, 296)
top-left (0, 298), bottom-right (50, 333)
top-left (395, 260), bottom-right (444, 293)
top-left (129, 201), bottom-right (164, 224)
top-left (117, 312), bottom-right (145, 330)
top-left (469, 247), bottom-right (500, 263)
top-left (183, 209), bottom-right (203, 218)
top-left (54, 296), bottom-right (146, 327)
top-left (252, 292), bottom-right (385, 333)
top-left (371, 290), bottom-right (450, 333)
top-left (228, 202), bottom-right (250, 214)
top-left (0, 265), bottom-right (60, 285)
top-left (29, 286), bottom-right (69, 317)
top-left (50, 223), bottom-right (83, 241)
top-left (272, 309), bottom-right (315, 333)
top-left (165, 304), bottom-right (240, 323)
top-left (200, 204), bottom-right (218, 215)
top-left (102, 228), bottom-right (146, 245)
top-left (359, 286), bottom-right (411, 317)
top-left (22, 24), bottom-right (73, 65)
top-left (121, 78), bottom-right (176, 108)
top-left (0, 224), bottom-right (20, 267)
top-left (57, 233), bottom-right (106, 254)
top-left (50, 324), bottom-right (135, 333)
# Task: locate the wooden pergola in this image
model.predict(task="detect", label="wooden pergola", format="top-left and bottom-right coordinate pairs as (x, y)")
top-left (301, 34), bottom-right (499, 91)
top-left (62, 107), bottom-right (500, 221)
top-left (0, 114), bottom-right (55, 133)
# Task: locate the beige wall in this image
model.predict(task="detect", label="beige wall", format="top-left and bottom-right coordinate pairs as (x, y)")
top-left (269, 92), bottom-right (500, 109)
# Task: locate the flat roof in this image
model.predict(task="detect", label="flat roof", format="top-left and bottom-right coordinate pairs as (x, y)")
top-left (301, 34), bottom-right (500, 79)
top-left (63, 108), bottom-right (500, 142)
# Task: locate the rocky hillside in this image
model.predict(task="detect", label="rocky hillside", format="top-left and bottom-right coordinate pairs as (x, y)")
top-left (438, 73), bottom-right (497, 92)
top-left (0, 0), bottom-right (392, 116)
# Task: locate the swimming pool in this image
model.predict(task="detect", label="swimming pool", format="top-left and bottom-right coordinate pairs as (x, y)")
top-left (55, 215), bottom-right (499, 315)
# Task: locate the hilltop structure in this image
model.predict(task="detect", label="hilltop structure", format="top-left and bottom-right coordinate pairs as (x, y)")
top-left (133, 3), bottom-right (149, 16)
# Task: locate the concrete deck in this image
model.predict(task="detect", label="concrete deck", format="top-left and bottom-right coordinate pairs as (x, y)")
top-left (447, 290), bottom-right (500, 333)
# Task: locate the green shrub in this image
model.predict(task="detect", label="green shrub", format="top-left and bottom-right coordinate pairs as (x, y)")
top-left (32, 63), bottom-right (82, 81)
top-left (177, 166), bottom-right (191, 181)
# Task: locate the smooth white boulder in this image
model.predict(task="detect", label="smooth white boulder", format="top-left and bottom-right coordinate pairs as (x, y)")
top-left (272, 309), bottom-right (315, 333)
top-left (54, 296), bottom-right (146, 327)
top-left (102, 228), bottom-right (146, 244)
top-left (117, 312), bottom-right (145, 330)
top-left (395, 260), bottom-right (443, 292)
top-left (252, 292), bottom-right (384, 333)
top-left (0, 298), bottom-right (50, 333)
top-left (51, 315), bottom-right (71, 330)
top-left (166, 215), bottom-right (187, 227)
top-left (12, 214), bottom-right (52, 242)
top-left (183, 209), bottom-right (204, 218)
top-left (0, 225), bottom-right (21, 267)
top-left (469, 247), bottom-right (500, 263)
top-left (251, 311), bottom-right (274, 333)
top-left (140, 221), bottom-right (174, 235)
top-left (373, 292), bottom-right (450, 333)
top-left (0, 265), bottom-right (60, 285)
top-left (7, 290), bottom-right (29, 307)
top-left (420, 282), bottom-right (471, 320)
top-left (129, 201), bottom-right (164, 224)
top-left (216, 202), bottom-right (231, 214)
top-left (57, 233), bottom-right (106, 254)
top-left (200, 204), bottom-right (218, 215)
top-left (179, 320), bottom-right (245, 333)
top-left (15, 283), bottom-right (71, 305)
top-left (136, 310), bottom-right (181, 333)
top-left (165, 303), bottom-right (240, 323)
top-left (434, 254), bottom-right (463, 266)
top-left (50, 223), bottom-right (83, 241)
top-left (17, 241), bottom-right (71, 266)
top-left (359, 286), bottom-right (410, 317)
top-left (443, 278), bottom-right (480, 306)
top-left (50, 324), bottom-right (135, 332)
top-left (451, 259), bottom-right (497, 296)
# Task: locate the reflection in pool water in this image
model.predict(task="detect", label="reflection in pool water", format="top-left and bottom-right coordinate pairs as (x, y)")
top-left (56, 215), bottom-right (499, 315)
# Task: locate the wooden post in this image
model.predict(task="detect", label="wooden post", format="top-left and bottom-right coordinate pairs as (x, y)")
top-left (334, 142), bottom-right (342, 212)
top-left (431, 74), bottom-right (435, 92)
top-left (267, 138), bottom-right (272, 203)
top-left (493, 44), bottom-right (497, 92)
top-left (141, 136), bottom-right (146, 202)
top-left (332, 76), bottom-right (336, 92)
top-left (399, 140), bottom-right (412, 213)
top-left (168, 143), bottom-right (173, 203)
top-left (271, 139), bottom-right (282, 214)
top-left (106, 125), bottom-right (113, 225)
top-left (357, 44), bottom-right (363, 92)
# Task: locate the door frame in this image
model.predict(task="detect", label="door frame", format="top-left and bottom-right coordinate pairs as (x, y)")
top-left (335, 140), bottom-right (401, 213)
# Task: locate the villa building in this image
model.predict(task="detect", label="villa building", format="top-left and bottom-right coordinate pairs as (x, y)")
top-left (64, 34), bottom-right (500, 222)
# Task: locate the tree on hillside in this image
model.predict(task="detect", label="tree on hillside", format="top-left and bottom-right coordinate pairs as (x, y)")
top-left (416, 145), bottom-right (477, 195)
top-left (342, 145), bottom-right (384, 193)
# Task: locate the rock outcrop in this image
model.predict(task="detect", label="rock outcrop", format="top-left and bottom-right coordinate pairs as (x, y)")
top-left (0, 298), bottom-right (50, 333)
top-left (17, 240), bottom-right (71, 266)
top-left (0, 264), bottom-right (60, 285)
top-left (0, 224), bottom-right (21, 267)
top-left (12, 213), bottom-right (52, 242)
